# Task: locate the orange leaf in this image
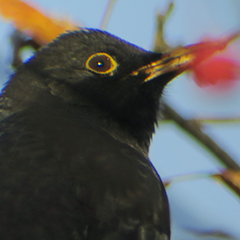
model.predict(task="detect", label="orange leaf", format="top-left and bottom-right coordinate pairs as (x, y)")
top-left (0, 0), bottom-right (78, 44)
top-left (163, 181), bottom-right (171, 188)
top-left (213, 169), bottom-right (240, 198)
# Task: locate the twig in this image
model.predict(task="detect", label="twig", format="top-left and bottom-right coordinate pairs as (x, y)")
top-left (153, 2), bottom-right (174, 53)
top-left (163, 171), bottom-right (213, 187)
top-left (161, 116), bottom-right (240, 124)
top-left (100, 0), bottom-right (118, 30)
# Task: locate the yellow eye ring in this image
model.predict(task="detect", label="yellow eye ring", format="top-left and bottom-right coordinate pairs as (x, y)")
top-left (85, 52), bottom-right (118, 75)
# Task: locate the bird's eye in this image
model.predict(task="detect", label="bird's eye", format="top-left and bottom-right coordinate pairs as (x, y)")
top-left (86, 53), bottom-right (118, 75)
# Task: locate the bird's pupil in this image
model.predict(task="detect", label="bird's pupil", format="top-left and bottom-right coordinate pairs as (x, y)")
top-left (97, 61), bottom-right (104, 67)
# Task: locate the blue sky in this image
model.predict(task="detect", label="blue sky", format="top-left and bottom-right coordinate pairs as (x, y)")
top-left (0, 0), bottom-right (240, 239)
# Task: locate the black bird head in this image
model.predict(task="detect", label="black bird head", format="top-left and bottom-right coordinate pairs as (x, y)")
top-left (1, 28), bottom-right (222, 154)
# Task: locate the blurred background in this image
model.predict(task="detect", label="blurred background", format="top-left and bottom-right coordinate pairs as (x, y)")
top-left (0, 0), bottom-right (240, 239)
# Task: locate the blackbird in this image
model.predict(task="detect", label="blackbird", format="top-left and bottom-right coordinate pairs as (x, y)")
top-left (0, 28), bottom-right (212, 240)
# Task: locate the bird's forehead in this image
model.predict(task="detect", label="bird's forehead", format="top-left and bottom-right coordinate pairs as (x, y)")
top-left (62, 29), bottom-right (147, 58)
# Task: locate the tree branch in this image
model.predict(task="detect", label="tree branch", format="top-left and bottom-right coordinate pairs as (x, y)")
top-left (162, 103), bottom-right (240, 170)
top-left (154, 2), bottom-right (240, 171)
